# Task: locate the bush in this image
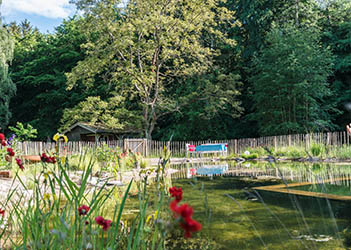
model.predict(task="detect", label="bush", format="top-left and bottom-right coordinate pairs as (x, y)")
top-left (273, 146), bottom-right (306, 158)
top-left (310, 143), bottom-right (324, 157)
top-left (241, 153), bottom-right (258, 160)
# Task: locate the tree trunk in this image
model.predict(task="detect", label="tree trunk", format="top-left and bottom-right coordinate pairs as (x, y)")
top-left (144, 106), bottom-right (157, 140)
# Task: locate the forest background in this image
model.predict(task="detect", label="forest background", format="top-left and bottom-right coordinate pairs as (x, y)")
top-left (1, 0), bottom-right (351, 141)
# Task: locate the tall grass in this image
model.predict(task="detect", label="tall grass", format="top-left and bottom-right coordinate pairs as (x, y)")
top-left (0, 149), bottom-right (180, 249)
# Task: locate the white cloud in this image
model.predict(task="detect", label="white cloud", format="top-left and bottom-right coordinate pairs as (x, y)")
top-left (2, 0), bottom-right (75, 19)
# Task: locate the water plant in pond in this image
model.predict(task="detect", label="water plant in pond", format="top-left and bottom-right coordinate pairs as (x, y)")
top-left (241, 151), bottom-right (258, 160)
top-left (310, 143), bottom-right (325, 157)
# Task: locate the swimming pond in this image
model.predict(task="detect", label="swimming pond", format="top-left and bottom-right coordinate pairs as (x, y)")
top-left (171, 162), bottom-right (351, 249)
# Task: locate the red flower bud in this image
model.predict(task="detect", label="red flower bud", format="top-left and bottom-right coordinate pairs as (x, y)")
top-left (16, 158), bottom-right (24, 170)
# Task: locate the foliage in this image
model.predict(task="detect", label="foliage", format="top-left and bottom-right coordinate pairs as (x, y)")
top-left (0, 144), bottom-right (205, 249)
top-left (250, 24), bottom-right (337, 136)
top-left (68, 0), bottom-right (237, 139)
top-left (343, 228), bottom-right (351, 248)
top-left (327, 145), bottom-right (351, 159)
top-left (272, 146), bottom-right (306, 158)
top-left (60, 96), bottom-right (143, 134)
top-left (154, 68), bottom-right (243, 140)
top-left (8, 122), bottom-right (37, 141)
top-left (8, 18), bottom-right (97, 139)
top-left (242, 147), bottom-right (267, 158)
top-left (6, 0), bottom-right (351, 139)
top-left (310, 143), bottom-right (325, 157)
top-left (0, 17), bottom-right (15, 130)
top-left (241, 152), bottom-right (258, 160)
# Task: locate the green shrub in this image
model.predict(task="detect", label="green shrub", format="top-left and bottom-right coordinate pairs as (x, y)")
top-left (328, 145), bottom-right (351, 159)
top-left (241, 153), bottom-right (258, 160)
top-left (246, 147), bottom-right (266, 157)
top-left (273, 146), bottom-right (306, 158)
top-left (310, 143), bottom-right (324, 157)
top-left (287, 148), bottom-right (305, 158)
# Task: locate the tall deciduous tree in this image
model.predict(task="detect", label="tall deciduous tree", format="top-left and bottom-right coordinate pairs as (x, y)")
top-left (250, 25), bottom-right (337, 135)
top-left (68, 0), bottom-right (236, 139)
top-left (0, 1), bottom-right (15, 130)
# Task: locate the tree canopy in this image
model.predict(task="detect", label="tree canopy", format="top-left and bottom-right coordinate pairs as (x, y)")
top-left (67, 0), bottom-right (238, 139)
top-left (4, 0), bottom-right (351, 140)
top-left (0, 6), bottom-right (15, 131)
top-left (250, 24), bottom-right (336, 135)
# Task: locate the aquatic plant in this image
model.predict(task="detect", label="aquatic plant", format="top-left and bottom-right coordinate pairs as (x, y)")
top-left (310, 143), bottom-right (324, 157)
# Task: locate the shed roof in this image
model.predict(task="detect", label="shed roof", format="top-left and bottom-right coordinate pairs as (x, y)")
top-left (64, 122), bottom-right (139, 135)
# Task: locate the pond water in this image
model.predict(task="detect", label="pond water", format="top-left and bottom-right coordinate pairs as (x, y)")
top-left (171, 161), bottom-right (351, 249)
top-left (293, 183), bottom-right (351, 196)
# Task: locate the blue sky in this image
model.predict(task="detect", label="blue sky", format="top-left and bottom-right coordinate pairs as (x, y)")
top-left (1, 0), bottom-right (76, 33)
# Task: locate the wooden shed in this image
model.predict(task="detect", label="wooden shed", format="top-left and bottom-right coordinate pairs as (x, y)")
top-left (64, 122), bottom-right (136, 142)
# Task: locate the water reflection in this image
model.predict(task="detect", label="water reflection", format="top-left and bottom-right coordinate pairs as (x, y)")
top-left (173, 161), bottom-right (351, 188)
top-left (186, 163), bottom-right (228, 177)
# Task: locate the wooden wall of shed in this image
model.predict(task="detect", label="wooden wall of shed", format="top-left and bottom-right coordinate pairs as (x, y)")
top-left (66, 126), bottom-right (93, 141)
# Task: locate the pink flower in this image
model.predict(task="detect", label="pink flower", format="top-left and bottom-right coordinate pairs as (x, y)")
top-left (78, 205), bottom-right (90, 216)
top-left (95, 216), bottom-right (112, 231)
top-left (16, 158), bottom-right (24, 170)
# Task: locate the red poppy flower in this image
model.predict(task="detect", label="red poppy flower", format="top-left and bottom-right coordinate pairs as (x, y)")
top-left (0, 133), bottom-right (4, 141)
top-left (169, 186), bottom-right (183, 202)
top-left (95, 216), bottom-right (112, 231)
top-left (78, 205), bottom-right (90, 216)
top-left (180, 217), bottom-right (202, 238)
top-left (16, 158), bottom-right (24, 170)
top-left (41, 153), bottom-right (56, 164)
top-left (7, 148), bottom-right (15, 157)
top-left (170, 200), bottom-right (179, 213)
top-left (47, 156), bottom-right (56, 164)
top-left (169, 201), bottom-right (202, 238)
top-left (178, 204), bottom-right (194, 219)
top-left (0, 209), bottom-right (4, 217)
top-left (1, 140), bottom-right (6, 146)
top-left (41, 153), bottom-right (48, 162)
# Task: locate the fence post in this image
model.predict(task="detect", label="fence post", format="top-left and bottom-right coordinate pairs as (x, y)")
top-left (124, 139), bottom-right (129, 151)
top-left (144, 138), bottom-right (148, 157)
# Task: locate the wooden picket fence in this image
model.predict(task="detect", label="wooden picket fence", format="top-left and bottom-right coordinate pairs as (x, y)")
top-left (16, 131), bottom-right (350, 157)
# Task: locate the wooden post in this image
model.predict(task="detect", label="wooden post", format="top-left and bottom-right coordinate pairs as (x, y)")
top-left (124, 139), bottom-right (128, 151)
top-left (144, 138), bottom-right (148, 157)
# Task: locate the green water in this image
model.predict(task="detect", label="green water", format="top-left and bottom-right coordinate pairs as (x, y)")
top-left (293, 183), bottom-right (351, 196)
top-left (171, 162), bottom-right (351, 250)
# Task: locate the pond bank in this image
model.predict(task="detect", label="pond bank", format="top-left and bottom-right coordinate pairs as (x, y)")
top-left (147, 156), bottom-right (351, 166)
